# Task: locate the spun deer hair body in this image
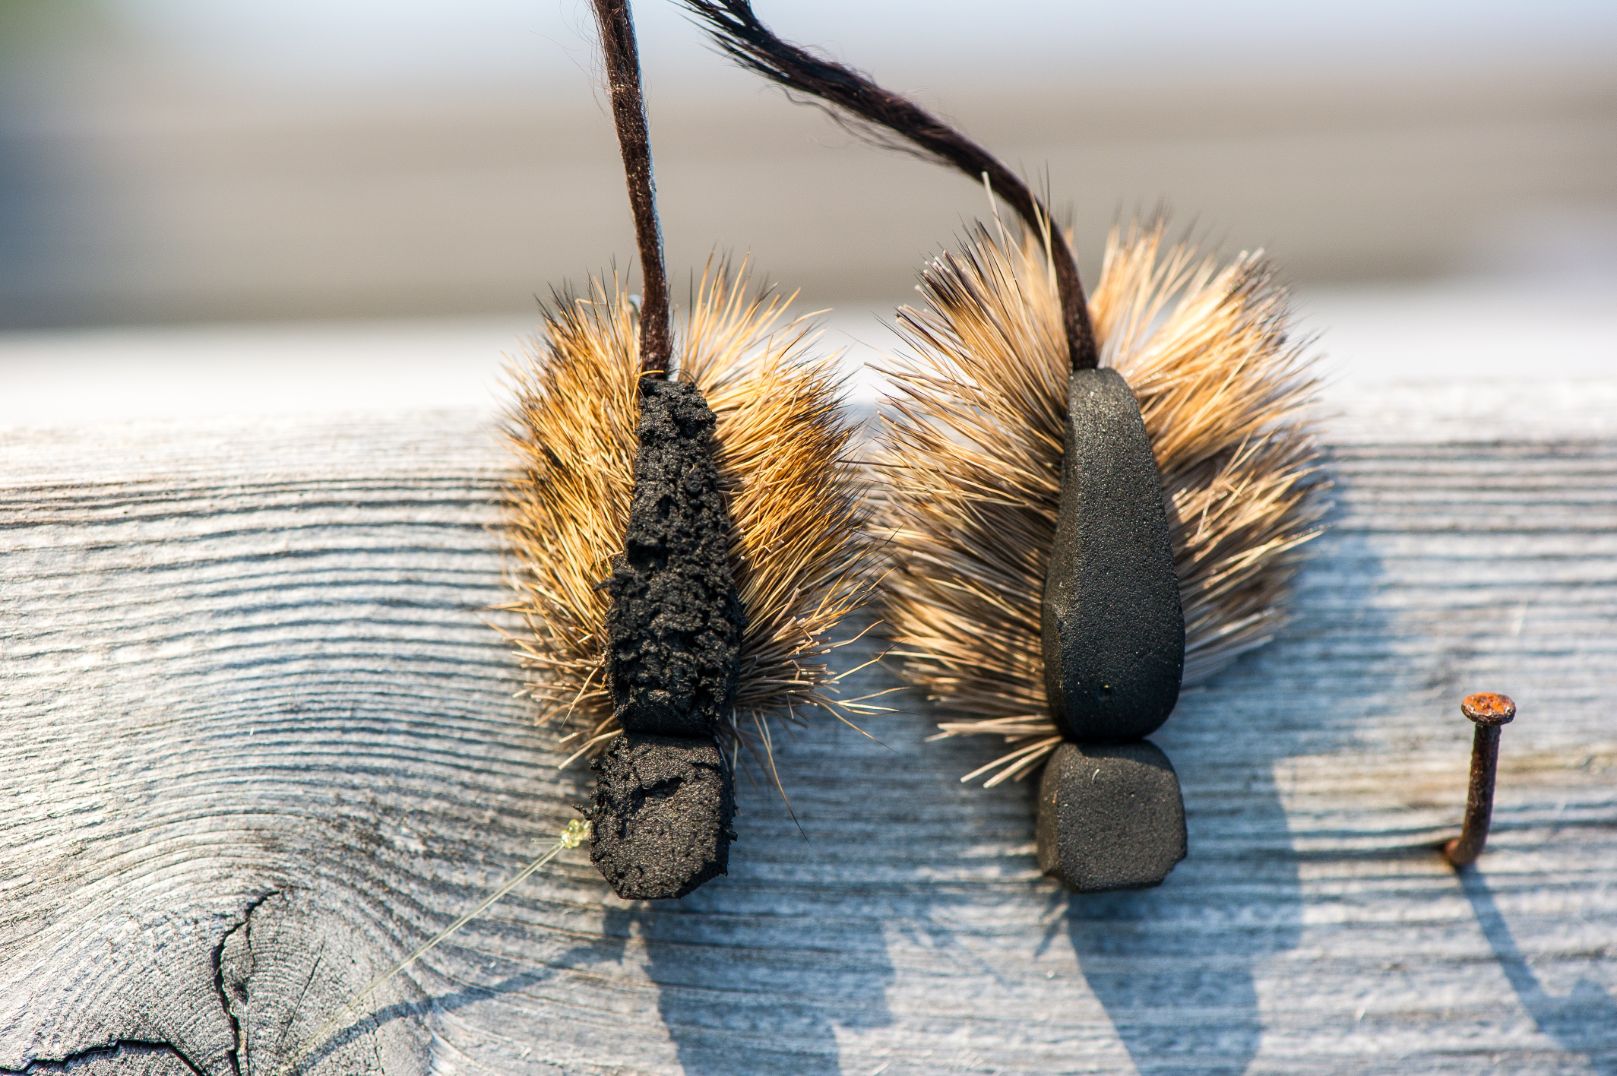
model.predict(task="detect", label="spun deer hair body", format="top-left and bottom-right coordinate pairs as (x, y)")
top-left (682, 0), bottom-right (1327, 792)
top-left (278, 1), bottom-right (882, 1066)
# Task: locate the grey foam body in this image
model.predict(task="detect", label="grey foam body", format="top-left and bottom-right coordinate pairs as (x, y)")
top-left (1040, 366), bottom-right (1185, 742)
top-left (1035, 740), bottom-right (1187, 892)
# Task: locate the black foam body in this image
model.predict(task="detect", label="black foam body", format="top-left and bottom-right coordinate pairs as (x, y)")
top-left (1041, 367), bottom-right (1185, 742)
top-left (1035, 740), bottom-right (1186, 892)
top-left (589, 732), bottom-right (735, 900)
top-left (605, 378), bottom-right (744, 739)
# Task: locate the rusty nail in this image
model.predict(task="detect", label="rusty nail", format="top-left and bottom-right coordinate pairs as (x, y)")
top-left (1442, 692), bottom-right (1515, 868)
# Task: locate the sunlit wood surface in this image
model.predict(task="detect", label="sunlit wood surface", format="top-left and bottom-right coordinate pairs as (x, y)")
top-left (2, 379), bottom-right (1615, 1074)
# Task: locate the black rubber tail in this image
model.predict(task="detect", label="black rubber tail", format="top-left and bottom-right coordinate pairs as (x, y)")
top-left (680, 0), bottom-right (1098, 372)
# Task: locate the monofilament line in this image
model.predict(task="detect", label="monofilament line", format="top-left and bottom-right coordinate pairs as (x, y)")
top-left (274, 818), bottom-right (592, 1076)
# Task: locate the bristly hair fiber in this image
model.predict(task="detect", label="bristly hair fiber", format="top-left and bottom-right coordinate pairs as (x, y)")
top-left (503, 263), bottom-right (877, 771)
top-left (681, 1), bottom-right (1325, 785)
top-left (881, 220), bottom-right (1328, 785)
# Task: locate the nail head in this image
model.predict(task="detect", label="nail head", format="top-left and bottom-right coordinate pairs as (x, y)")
top-left (1461, 692), bottom-right (1516, 727)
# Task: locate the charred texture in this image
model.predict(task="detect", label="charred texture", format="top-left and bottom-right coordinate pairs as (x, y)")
top-left (589, 732), bottom-right (735, 900)
top-left (606, 378), bottom-right (745, 740)
top-left (597, 380), bottom-right (743, 899)
top-left (1041, 367), bottom-right (1184, 742)
top-left (607, 377), bottom-right (743, 737)
top-left (1036, 740), bottom-right (1187, 892)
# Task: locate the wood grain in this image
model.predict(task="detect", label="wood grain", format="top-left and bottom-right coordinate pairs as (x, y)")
top-left (2, 380), bottom-right (1615, 1074)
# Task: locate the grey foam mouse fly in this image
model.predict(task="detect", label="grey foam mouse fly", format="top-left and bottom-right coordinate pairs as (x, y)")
top-left (683, 0), bottom-right (1328, 892)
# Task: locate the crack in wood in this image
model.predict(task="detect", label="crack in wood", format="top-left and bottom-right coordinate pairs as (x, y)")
top-left (213, 891), bottom-right (280, 1076)
top-left (0, 1040), bottom-right (206, 1076)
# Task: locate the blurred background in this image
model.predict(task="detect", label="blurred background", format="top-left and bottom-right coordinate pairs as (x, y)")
top-left (3, 0), bottom-right (1615, 423)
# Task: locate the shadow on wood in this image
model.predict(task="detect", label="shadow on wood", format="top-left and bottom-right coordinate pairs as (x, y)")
top-left (2, 388), bottom-right (1616, 1073)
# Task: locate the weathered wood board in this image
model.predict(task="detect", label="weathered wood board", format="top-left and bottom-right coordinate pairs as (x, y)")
top-left (2, 379), bottom-right (1615, 1074)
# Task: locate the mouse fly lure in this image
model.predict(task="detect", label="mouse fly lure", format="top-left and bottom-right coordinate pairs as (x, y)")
top-left (504, 0), bottom-right (875, 901)
top-left (684, 0), bottom-right (1327, 892)
top-left (272, 5), bottom-right (876, 1066)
